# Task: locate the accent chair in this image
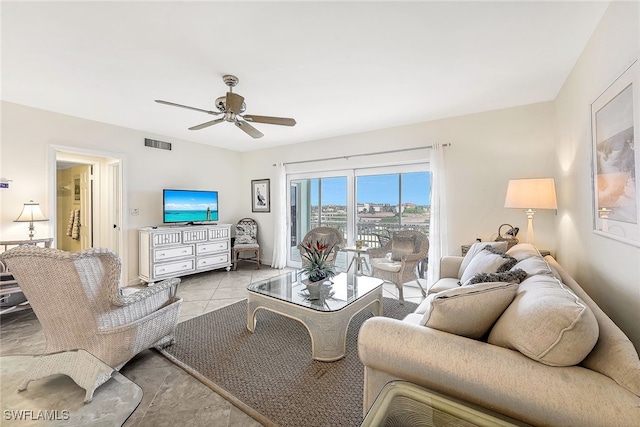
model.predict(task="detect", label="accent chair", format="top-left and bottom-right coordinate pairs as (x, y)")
top-left (0, 246), bottom-right (182, 402)
top-left (232, 218), bottom-right (260, 270)
top-left (297, 226), bottom-right (344, 264)
top-left (367, 230), bottom-right (429, 303)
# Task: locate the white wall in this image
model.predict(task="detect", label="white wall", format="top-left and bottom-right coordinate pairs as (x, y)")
top-left (554, 1), bottom-right (640, 350)
top-left (0, 101), bottom-right (244, 284)
top-left (242, 101), bottom-right (557, 264)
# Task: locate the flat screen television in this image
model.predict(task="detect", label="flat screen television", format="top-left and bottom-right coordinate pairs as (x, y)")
top-left (163, 189), bottom-right (219, 224)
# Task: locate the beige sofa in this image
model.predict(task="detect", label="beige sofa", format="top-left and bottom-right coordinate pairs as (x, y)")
top-left (358, 243), bottom-right (640, 426)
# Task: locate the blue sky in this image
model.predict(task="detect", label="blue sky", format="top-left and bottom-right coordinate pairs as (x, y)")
top-left (311, 172), bottom-right (431, 205)
top-left (164, 189), bottom-right (218, 211)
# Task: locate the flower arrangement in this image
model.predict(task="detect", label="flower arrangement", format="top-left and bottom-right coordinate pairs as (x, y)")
top-left (300, 239), bottom-right (337, 282)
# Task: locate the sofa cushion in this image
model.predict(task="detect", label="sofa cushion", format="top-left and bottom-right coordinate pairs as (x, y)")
top-left (391, 235), bottom-right (416, 261)
top-left (458, 241), bottom-right (508, 278)
top-left (459, 248), bottom-right (517, 284)
top-left (419, 281), bottom-right (519, 339)
top-left (488, 274), bottom-right (599, 366)
top-left (463, 268), bottom-right (527, 286)
top-left (424, 278), bottom-right (460, 298)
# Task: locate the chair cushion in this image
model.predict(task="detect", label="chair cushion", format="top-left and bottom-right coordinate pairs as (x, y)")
top-left (458, 241), bottom-right (508, 278)
top-left (391, 235), bottom-right (416, 261)
top-left (488, 274), bottom-right (599, 366)
top-left (459, 247), bottom-right (517, 284)
top-left (370, 258), bottom-right (402, 273)
top-left (234, 243), bottom-right (259, 250)
top-left (419, 281), bottom-right (519, 339)
top-left (235, 224), bottom-right (257, 245)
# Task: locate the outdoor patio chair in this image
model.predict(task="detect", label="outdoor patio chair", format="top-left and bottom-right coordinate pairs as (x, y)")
top-left (367, 230), bottom-right (429, 303)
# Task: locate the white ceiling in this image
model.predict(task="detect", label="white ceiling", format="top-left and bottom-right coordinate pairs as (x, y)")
top-left (2, 1), bottom-right (609, 152)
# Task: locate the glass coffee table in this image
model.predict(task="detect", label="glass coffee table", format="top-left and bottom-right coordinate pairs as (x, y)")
top-left (247, 271), bottom-right (384, 361)
top-left (361, 381), bottom-right (527, 427)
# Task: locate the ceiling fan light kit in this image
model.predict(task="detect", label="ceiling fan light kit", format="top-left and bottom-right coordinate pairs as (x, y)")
top-left (155, 75), bottom-right (296, 139)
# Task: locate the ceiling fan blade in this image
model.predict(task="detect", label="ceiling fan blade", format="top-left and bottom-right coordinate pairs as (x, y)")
top-left (243, 115), bottom-right (297, 127)
top-left (189, 118), bottom-right (225, 130)
top-left (235, 120), bottom-right (264, 139)
top-left (155, 100), bottom-right (221, 115)
top-left (226, 92), bottom-right (244, 114)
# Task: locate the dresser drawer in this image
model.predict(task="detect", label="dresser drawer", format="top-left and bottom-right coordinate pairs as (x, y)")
top-left (197, 241), bottom-right (229, 255)
top-left (153, 245), bottom-right (194, 262)
top-left (152, 231), bottom-right (182, 246)
top-left (197, 254), bottom-right (229, 269)
top-left (154, 259), bottom-right (195, 277)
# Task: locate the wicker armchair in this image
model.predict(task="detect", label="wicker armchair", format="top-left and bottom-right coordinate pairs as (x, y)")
top-left (297, 227), bottom-right (344, 263)
top-left (367, 230), bottom-right (429, 303)
top-left (0, 247), bottom-right (182, 402)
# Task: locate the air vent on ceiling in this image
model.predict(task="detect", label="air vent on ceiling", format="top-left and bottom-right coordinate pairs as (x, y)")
top-left (144, 138), bottom-right (172, 151)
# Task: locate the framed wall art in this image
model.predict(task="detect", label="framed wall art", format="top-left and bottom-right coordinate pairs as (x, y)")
top-left (73, 176), bottom-right (81, 203)
top-left (591, 60), bottom-right (639, 247)
top-left (252, 179), bottom-right (270, 213)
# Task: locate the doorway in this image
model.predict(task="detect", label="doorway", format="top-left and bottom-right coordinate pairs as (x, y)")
top-left (51, 148), bottom-right (124, 262)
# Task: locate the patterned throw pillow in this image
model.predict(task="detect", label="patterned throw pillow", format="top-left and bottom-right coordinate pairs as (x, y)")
top-left (459, 247), bottom-right (518, 284)
top-left (464, 268), bottom-right (527, 286)
top-left (235, 224), bottom-right (257, 244)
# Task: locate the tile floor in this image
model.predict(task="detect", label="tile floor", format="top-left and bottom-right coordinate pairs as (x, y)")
top-left (0, 264), bottom-right (426, 427)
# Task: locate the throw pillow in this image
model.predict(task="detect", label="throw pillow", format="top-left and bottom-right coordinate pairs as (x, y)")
top-left (391, 235), bottom-right (416, 261)
top-left (235, 224), bottom-right (257, 244)
top-left (505, 243), bottom-right (541, 262)
top-left (459, 248), bottom-right (518, 284)
top-left (488, 274), bottom-right (599, 367)
top-left (463, 269), bottom-right (527, 286)
top-left (458, 241), bottom-right (508, 278)
top-left (419, 281), bottom-right (519, 339)
top-left (510, 256), bottom-right (554, 278)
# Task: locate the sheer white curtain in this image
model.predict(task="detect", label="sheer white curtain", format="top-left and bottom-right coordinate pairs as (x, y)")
top-left (271, 164), bottom-right (287, 269)
top-left (427, 143), bottom-right (449, 289)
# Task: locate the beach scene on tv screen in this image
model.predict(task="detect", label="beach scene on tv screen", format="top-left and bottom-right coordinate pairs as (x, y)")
top-left (164, 191), bottom-right (218, 222)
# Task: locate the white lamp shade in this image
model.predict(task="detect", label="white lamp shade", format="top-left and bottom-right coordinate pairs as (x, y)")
top-left (15, 201), bottom-right (48, 222)
top-left (504, 178), bottom-right (557, 210)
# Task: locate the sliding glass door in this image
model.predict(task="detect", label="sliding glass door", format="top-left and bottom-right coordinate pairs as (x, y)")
top-left (288, 171), bottom-right (352, 268)
top-left (287, 164), bottom-right (429, 268)
top-left (356, 167), bottom-right (431, 247)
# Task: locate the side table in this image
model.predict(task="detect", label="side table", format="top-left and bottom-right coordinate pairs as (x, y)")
top-left (342, 246), bottom-right (371, 276)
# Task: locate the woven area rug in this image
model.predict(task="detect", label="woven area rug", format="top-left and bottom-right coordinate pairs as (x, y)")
top-left (158, 297), bottom-right (417, 427)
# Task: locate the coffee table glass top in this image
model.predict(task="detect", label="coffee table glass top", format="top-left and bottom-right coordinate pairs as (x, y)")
top-left (247, 271), bottom-right (382, 312)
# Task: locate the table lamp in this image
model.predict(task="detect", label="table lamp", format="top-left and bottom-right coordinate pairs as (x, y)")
top-left (14, 200), bottom-right (49, 239)
top-left (504, 178), bottom-right (557, 245)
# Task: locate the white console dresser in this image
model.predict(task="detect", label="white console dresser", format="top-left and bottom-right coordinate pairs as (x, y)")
top-left (139, 223), bottom-right (231, 283)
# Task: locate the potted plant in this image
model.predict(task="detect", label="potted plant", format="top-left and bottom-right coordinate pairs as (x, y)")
top-left (300, 239), bottom-right (337, 283)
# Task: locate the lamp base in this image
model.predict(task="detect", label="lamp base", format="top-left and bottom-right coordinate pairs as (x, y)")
top-left (525, 209), bottom-right (535, 245)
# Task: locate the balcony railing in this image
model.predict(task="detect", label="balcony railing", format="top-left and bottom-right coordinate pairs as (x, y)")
top-left (305, 220), bottom-right (429, 248)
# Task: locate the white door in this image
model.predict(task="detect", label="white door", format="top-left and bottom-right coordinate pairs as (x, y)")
top-left (80, 166), bottom-right (93, 249)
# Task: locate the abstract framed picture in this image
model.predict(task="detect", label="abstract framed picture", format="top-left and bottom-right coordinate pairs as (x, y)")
top-left (591, 60), bottom-right (640, 247)
top-left (252, 179), bottom-right (270, 213)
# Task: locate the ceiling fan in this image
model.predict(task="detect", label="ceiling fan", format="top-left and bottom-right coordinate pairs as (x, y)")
top-left (155, 75), bottom-right (296, 139)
